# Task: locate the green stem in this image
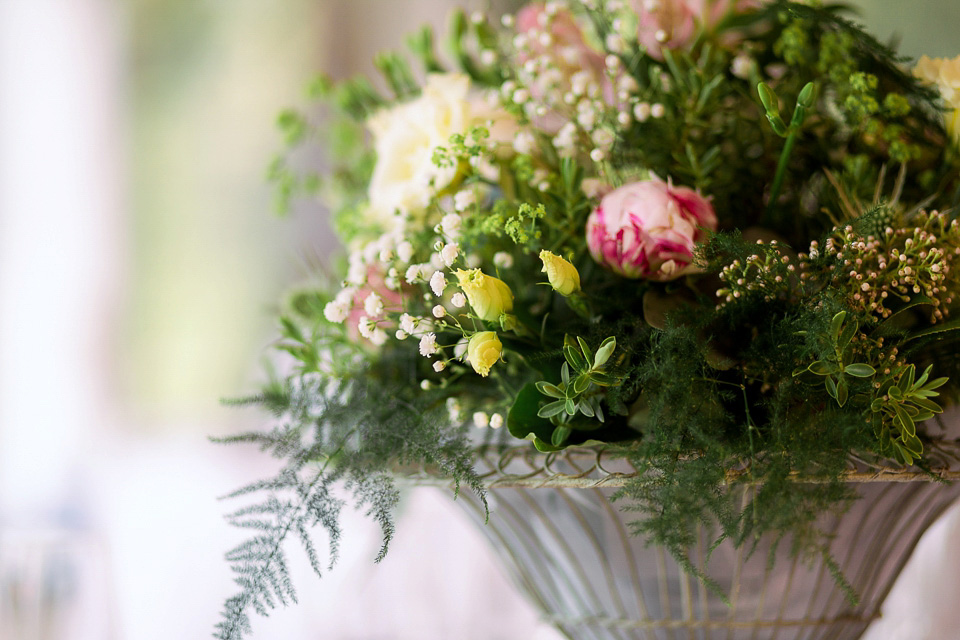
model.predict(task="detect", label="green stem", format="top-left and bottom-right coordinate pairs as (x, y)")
top-left (764, 126), bottom-right (800, 223)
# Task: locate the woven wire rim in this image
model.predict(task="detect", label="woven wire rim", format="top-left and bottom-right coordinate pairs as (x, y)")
top-left (395, 439), bottom-right (960, 489)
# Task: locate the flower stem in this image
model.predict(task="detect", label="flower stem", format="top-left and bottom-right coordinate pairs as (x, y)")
top-left (764, 126), bottom-right (799, 223)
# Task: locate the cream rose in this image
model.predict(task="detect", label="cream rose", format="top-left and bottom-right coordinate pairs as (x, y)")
top-left (466, 331), bottom-right (503, 377)
top-left (455, 268), bottom-right (514, 322)
top-left (539, 250), bottom-right (581, 296)
top-left (914, 55), bottom-right (960, 145)
top-left (367, 74), bottom-right (517, 224)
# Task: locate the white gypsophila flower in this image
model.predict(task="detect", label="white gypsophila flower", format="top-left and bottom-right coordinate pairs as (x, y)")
top-left (430, 251), bottom-right (446, 270)
top-left (451, 292), bottom-right (467, 308)
top-left (399, 313), bottom-right (417, 334)
top-left (323, 300), bottom-right (349, 324)
top-left (395, 329), bottom-right (408, 340)
top-left (513, 130), bottom-right (536, 155)
top-left (453, 190), bottom-right (476, 212)
top-left (433, 361), bottom-right (446, 372)
top-left (419, 333), bottom-right (438, 357)
top-left (446, 397), bottom-right (462, 422)
top-left (454, 336), bottom-right (469, 361)
top-left (651, 103), bottom-right (665, 118)
top-left (346, 256), bottom-right (367, 285)
top-left (473, 411), bottom-right (490, 428)
top-left (430, 270), bottom-right (447, 296)
top-left (363, 292), bottom-right (384, 318)
top-left (490, 413), bottom-right (504, 429)
top-left (396, 240), bottom-right (414, 263)
top-left (493, 251), bottom-right (514, 269)
top-left (357, 316), bottom-right (376, 339)
top-left (370, 328), bottom-right (388, 346)
top-left (432, 304), bottom-right (446, 318)
top-left (440, 213), bottom-right (462, 236)
top-left (440, 243), bottom-right (460, 267)
top-left (466, 253), bottom-right (482, 268)
top-left (553, 122), bottom-right (578, 153)
top-left (421, 380), bottom-right (432, 390)
top-left (405, 263), bottom-right (424, 284)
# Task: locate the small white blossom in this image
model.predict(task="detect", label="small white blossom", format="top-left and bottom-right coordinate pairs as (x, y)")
top-left (421, 380), bottom-right (432, 390)
top-left (454, 337), bottom-right (469, 360)
top-left (397, 240), bottom-right (414, 263)
top-left (323, 300), bottom-right (350, 324)
top-left (363, 292), bottom-right (383, 317)
top-left (433, 361), bottom-right (446, 372)
top-left (357, 316), bottom-right (376, 339)
top-left (466, 253), bottom-right (483, 268)
top-left (399, 313), bottom-right (417, 335)
top-left (480, 49), bottom-right (497, 66)
top-left (395, 329), bottom-right (408, 340)
top-left (493, 251), bottom-right (514, 269)
top-left (446, 397), bottom-right (462, 421)
top-left (453, 189), bottom-right (476, 212)
top-left (473, 411), bottom-right (490, 428)
top-left (430, 252), bottom-right (446, 270)
top-left (513, 131), bottom-right (536, 155)
top-left (553, 122), bottom-right (578, 152)
top-left (451, 292), bottom-right (467, 308)
top-left (430, 271), bottom-right (447, 296)
top-left (405, 263), bottom-right (424, 283)
top-left (370, 328), bottom-right (388, 346)
top-left (651, 103), bottom-right (666, 118)
top-left (419, 333), bottom-right (438, 357)
top-left (490, 413), bottom-right (504, 429)
top-left (432, 304), bottom-right (447, 318)
top-left (440, 243), bottom-right (460, 267)
top-left (440, 213), bottom-right (463, 236)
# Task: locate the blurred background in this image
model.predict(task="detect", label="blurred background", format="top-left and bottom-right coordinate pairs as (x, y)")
top-left (1, 1), bottom-right (959, 638)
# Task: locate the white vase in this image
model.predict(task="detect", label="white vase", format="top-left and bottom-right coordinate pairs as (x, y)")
top-left (451, 448), bottom-right (960, 640)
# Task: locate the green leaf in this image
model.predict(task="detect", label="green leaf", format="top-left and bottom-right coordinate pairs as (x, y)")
top-left (576, 336), bottom-right (594, 368)
top-left (573, 375), bottom-right (590, 395)
top-left (888, 385), bottom-right (904, 402)
top-left (830, 311), bottom-right (847, 341)
top-left (579, 401), bottom-right (595, 418)
top-left (593, 337), bottom-right (616, 368)
top-left (893, 403), bottom-right (916, 438)
top-left (537, 401), bottom-right (567, 419)
top-left (844, 363), bottom-right (876, 377)
top-left (910, 396), bottom-right (943, 414)
top-left (508, 383), bottom-right (559, 445)
top-left (913, 364), bottom-right (932, 389)
top-left (564, 397), bottom-right (576, 416)
top-left (551, 426), bottom-right (572, 447)
top-left (905, 317), bottom-right (960, 342)
top-left (535, 381), bottom-right (564, 399)
top-left (838, 318), bottom-right (858, 353)
top-left (564, 335), bottom-right (588, 372)
top-left (561, 362), bottom-right (571, 385)
top-left (825, 375), bottom-right (838, 400)
top-left (280, 316), bottom-right (304, 343)
top-left (589, 372), bottom-right (619, 386)
top-left (836, 377), bottom-right (849, 407)
top-left (808, 360), bottom-right (837, 376)
top-left (893, 442), bottom-right (914, 466)
top-left (901, 432), bottom-right (924, 456)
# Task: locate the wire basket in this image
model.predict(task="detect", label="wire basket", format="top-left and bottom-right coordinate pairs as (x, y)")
top-left (400, 440), bottom-right (960, 640)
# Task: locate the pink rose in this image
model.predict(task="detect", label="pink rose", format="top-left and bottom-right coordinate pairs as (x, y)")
top-left (586, 177), bottom-right (717, 280)
top-left (632, 0), bottom-right (759, 60)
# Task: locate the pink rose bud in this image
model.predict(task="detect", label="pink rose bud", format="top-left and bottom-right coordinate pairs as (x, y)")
top-left (586, 177), bottom-right (717, 281)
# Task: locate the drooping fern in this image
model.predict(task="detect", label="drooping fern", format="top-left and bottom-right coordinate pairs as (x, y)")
top-left (214, 365), bottom-right (486, 639)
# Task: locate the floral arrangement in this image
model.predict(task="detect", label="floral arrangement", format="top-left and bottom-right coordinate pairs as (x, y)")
top-left (216, 1), bottom-right (960, 637)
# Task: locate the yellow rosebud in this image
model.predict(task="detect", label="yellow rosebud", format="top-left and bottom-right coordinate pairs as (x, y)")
top-left (467, 331), bottom-right (502, 377)
top-left (539, 250), bottom-right (581, 296)
top-left (454, 268), bottom-right (514, 322)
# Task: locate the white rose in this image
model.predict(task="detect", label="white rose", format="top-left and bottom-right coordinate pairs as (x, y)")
top-left (367, 74), bottom-right (518, 221)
